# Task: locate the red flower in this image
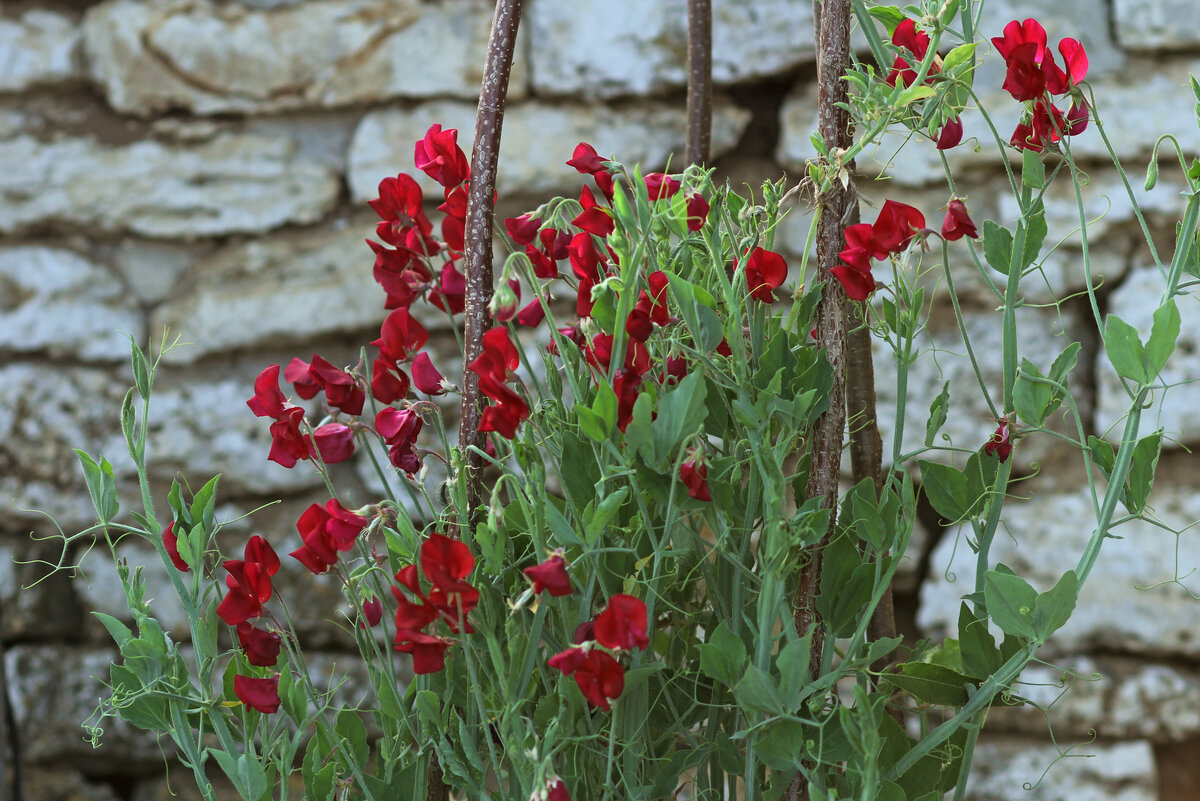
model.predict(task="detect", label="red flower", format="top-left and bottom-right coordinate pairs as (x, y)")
top-left (546, 778), bottom-right (570, 801)
top-left (312, 422), bottom-right (355, 464)
top-left (267, 406), bottom-right (311, 468)
top-left (369, 173), bottom-right (431, 233)
top-left (393, 629), bottom-right (453, 674)
top-left (985, 420), bottom-right (1013, 462)
top-left (593, 594), bottom-right (649, 651)
top-left (572, 186), bottom-right (614, 237)
top-left (505, 214), bottom-right (541, 246)
top-left (548, 647), bottom-right (625, 710)
top-left (470, 327), bottom-right (521, 383)
top-left (236, 622), bottom-right (282, 667)
top-left (941, 199), bottom-right (979, 241)
top-left (885, 19), bottom-right (938, 88)
top-left (375, 407), bottom-right (424, 474)
top-left (246, 365), bottom-right (287, 419)
top-left (307, 356), bottom-right (364, 416)
top-left (489, 278), bottom-right (522, 322)
top-left (373, 308), bottom-right (430, 364)
top-left (936, 117), bottom-right (964, 150)
top-left (871, 200), bottom-right (926, 254)
top-left (411, 352), bottom-right (450, 395)
top-left (283, 357), bottom-right (321, 400)
top-left (829, 263), bottom-right (879, 302)
top-left (234, 674), bottom-right (280, 714)
top-left (413, 124), bottom-right (469, 189)
top-left (743, 247), bottom-right (788, 303)
top-left (420, 533), bottom-right (475, 592)
top-left (290, 500), bottom-right (368, 575)
top-left (370, 358), bottom-right (410, 404)
top-left (478, 382), bottom-right (530, 439)
top-left (565, 142), bottom-right (608, 175)
top-left (428, 263), bottom-right (467, 315)
top-left (523, 552), bottom-right (572, 596)
top-left (644, 172), bottom-right (681, 200)
top-left (680, 459), bottom-right (711, 502)
top-left (163, 520), bottom-right (190, 572)
top-left (217, 535), bottom-right (280, 625)
top-left (362, 597), bottom-right (384, 627)
top-left (686, 193), bottom-right (710, 231)
top-left (516, 299), bottom-right (546, 327)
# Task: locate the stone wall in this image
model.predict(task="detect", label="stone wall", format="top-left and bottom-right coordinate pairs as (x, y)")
top-left (2, 0), bottom-right (1199, 798)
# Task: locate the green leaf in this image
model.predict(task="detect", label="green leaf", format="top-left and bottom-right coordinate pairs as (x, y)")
top-left (776, 633), bottom-right (813, 706)
top-left (866, 4), bottom-right (906, 33)
top-left (734, 664), bottom-right (785, 716)
top-left (583, 487), bottom-right (628, 546)
top-left (1125, 430), bottom-right (1163, 513)
top-left (984, 568), bottom-right (1038, 639)
top-left (543, 497), bottom-right (581, 547)
top-left (698, 621), bottom-right (747, 686)
top-left (925, 382), bottom-right (950, 446)
top-left (75, 449), bottom-right (119, 522)
top-left (130, 340), bottom-right (152, 399)
top-left (189, 475), bottom-right (220, 534)
top-left (957, 603), bottom-right (1000, 679)
top-left (817, 535), bottom-right (874, 637)
top-left (1146, 299), bottom-right (1181, 379)
top-left (941, 42), bottom-right (976, 72)
top-left (651, 370), bottom-right (707, 464)
top-left (918, 460), bottom-right (971, 521)
top-left (209, 750), bottom-right (269, 801)
top-left (120, 387), bottom-right (137, 458)
top-left (897, 84), bottom-right (936, 107)
top-left (1104, 313), bottom-right (1149, 384)
top-left (845, 477), bottom-right (884, 551)
top-left (1033, 570), bottom-right (1078, 640)
top-left (592, 381), bottom-right (618, 433)
top-left (1020, 206), bottom-right (1048, 271)
top-left (92, 612), bottom-right (133, 648)
top-left (754, 720), bottom-right (807, 771)
top-left (559, 434), bottom-right (600, 511)
top-left (884, 662), bottom-right (973, 707)
top-left (622, 394), bottom-right (656, 464)
top-left (1021, 148), bottom-right (1046, 190)
top-left (576, 404), bottom-right (609, 443)
top-left (1088, 435), bottom-right (1116, 477)
top-left (982, 220), bottom-right (1012, 276)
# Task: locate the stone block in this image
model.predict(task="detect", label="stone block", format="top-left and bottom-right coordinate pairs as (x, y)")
top-left (0, 133), bottom-right (339, 238)
top-left (1114, 0), bottom-right (1200, 50)
top-left (83, 0), bottom-right (528, 116)
top-left (0, 247), bottom-right (144, 361)
top-left (0, 11), bottom-right (81, 92)
top-left (919, 485), bottom-right (1200, 657)
top-left (527, 0), bottom-right (814, 98)
top-left (968, 739), bottom-right (1155, 801)
top-left (347, 98), bottom-right (751, 201)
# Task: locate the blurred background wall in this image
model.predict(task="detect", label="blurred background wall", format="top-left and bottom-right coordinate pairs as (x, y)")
top-left (2, 0), bottom-right (1199, 798)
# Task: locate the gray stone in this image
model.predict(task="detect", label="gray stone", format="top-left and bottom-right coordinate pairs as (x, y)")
top-left (83, 0), bottom-right (527, 116)
top-left (0, 539), bottom-right (84, 641)
top-left (527, 0), bottom-right (814, 98)
top-left (1097, 266), bottom-right (1200, 444)
top-left (0, 247), bottom-right (144, 361)
top-left (347, 99), bottom-right (751, 201)
top-left (20, 769), bottom-right (124, 801)
top-left (919, 485), bottom-right (1200, 657)
top-left (0, 133), bottom-right (340, 238)
top-left (1114, 0), bottom-right (1200, 50)
top-left (5, 645), bottom-right (162, 765)
top-left (0, 10), bottom-right (81, 92)
top-left (968, 739), bottom-right (1155, 801)
top-left (151, 224), bottom-right (389, 365)
top-left (105, 239), bottom-right (200, 305)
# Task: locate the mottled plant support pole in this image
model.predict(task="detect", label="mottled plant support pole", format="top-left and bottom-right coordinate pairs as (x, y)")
top-left (789, 0), bottom-right (854, 796)
top-left (685, 0), bottom-right (713, 166)
top-left (434, 2), bottom-right (523, 799)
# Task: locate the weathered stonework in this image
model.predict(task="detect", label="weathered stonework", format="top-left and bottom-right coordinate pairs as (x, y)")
top-left (347, 98), bottom-right (751, 201)
top-left (83, 0), bottom-right (528, 116)
top-left (0, 133), bottom-right (340, 238)
top-left (1113, 0), bottom-right (1200, 50)
top-left (968, 739), bottom-right (1156, 801)
top-left (0, 10), bottom-right (81, 92)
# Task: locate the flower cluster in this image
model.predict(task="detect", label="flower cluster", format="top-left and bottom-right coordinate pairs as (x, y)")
top-left (391, 533), bottom-right (480, 674)
top-left (832, 200), bottom-right (927, 300)
top-left (247, 363), bottom-right (358, 468)
top-left (992, 18), bottom-right (1089, 151)
top-left (548, 594), bottom-right (650, 710)
top-left (885, 19), bottom-right (962, 149)
top-left (212, 535), bottom-right (284, 713)
top-left (289, 499), bottom-right (369, 575)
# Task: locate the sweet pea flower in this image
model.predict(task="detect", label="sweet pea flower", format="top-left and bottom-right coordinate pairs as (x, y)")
top-left (985, 420), bottom-right (1013, 462)
top-left (246, 365), bottom-right (287, 419)
top-left (523, 552), bottom-right (573, 596)
top-left (236, 622), bottom-right (282, 667)
top-left (411, 352), bottom-right (450, 396)
top-left (743, 247), bottom-right (789, 303)
top-left (941, 199), bottom-right (979, 241)
top-left (162, 520), bottom-right (190, 572)
top-left (593, 594), bottom-right (650, 651)
top-left (234, 674), bottom-right (280, 714)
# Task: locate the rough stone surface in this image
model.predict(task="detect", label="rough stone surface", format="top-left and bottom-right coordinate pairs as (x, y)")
top-left (0, 133), bottom-right (340, 238)
top-left (20, 770), bottom-right (124, 801)
top-left (919, 485), bottom-right (1200, 657)
top-left (151, 223), bottom-right (389, 365)
top-left (0, 247), bottom-right (144, 361)
top-left (77, 540), bottom-right (190, 639)
top-left (5, 645), bottom-right (163, 765)
top-left (347, 99), bottom-right (751, 201)
top-left (1114, 0), bottom-right (1200, 50)
top-left (968, 739), bottom-right (1156, 801)
top-left (0, 10), bottom-right (81, 92)
top-left (527, 0), bottom-right (814, 98)
top-left (0, 540), bottom-right (84, 641)
top-left (103, 239), bottom-right (201, 305)
top-left (1097, 266), bottom-right (1200, 443)
top-left (83, 0), bottom-right (527, 116)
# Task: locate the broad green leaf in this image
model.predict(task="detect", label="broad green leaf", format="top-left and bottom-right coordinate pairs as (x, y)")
top-left (866, 5), bottom-right (906, 33)
top-left (982, 220), bottom-right (1013, 276)
top-left (1033, 570), bottom-right (1078, 640)
top-left (897, 84), bottom-right (936, 107)
top-left (1104, 313), bottom-right (1149, 384)
top-left (1125, 430), bottom-right (1163, 513)
top-left (1088, 435), bottom-right (1116, 476)
top-left (76, 449), bottom-right (119, 523)
top-left (543, 497), bottom-right (581, 547)
top-left (734, 664), bottom-right (785, 716)
top-left (1020, 206), bottom-right (1047, 271)
top-left (622, 394), bottom-right (656, 464)
top-left (754, 720), bottom-right (807, 771)
top-left (92, 612), bottom-right (133, 648)
top-left (576, 404), bottom-right (609, 443)
top-left (925, 381), bottom-right (950, 446)
top-left (592, 381), bottom-right (618, 433)
top-left (651, 370), bottom-right (707, 463)
top-left (942, 42), bottom-right (976, 72)
top-left (130, 340), bottom-right (152, 399)
top-left (957, 603), bottom-right (1000, 679)
top-left (984, 568), bottom-right (1037, 639)
top-left (698, 621), bottom-right (747, 686)
top-left (918, 460), bottom-right (971, 521)
top-left (1021, 148), bottom-right (1046, 190)
top-left (884, 662), bottom-right (973, 706)
top-left (189, 474), bottom-right (220, 534)
top-left (583, 487), bottom-right (628, 545)
top-left (1146, 299), bottom-right (1181, 379)
top-left (776, 633), bottom-right (813, 706)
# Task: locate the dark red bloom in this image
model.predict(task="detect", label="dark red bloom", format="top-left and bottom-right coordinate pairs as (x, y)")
top-left (362, 597), bottom-right (384, 628)
top-left (644, 172), bottom-right (681, 200)
top-left (369, 173), bottom-right (431, 232)
top-left (566, 142), bottom-right (608, 175)
top-left (572, 186), bottom-right (614, 237)
top-left (505, 214), bottom-right (541, 246)
top-left (516, 298), bottom-right (546, 327)
top-left (420, 533), bottom-right (475, 592)
top-left (613, 368), bottom-right (643, 433)
top-left (234, 674), bottom-right (280, 714)
top-left (743, 247), bottom-right (788, 303)
top-left (438, 185), bottom-right (468, 220)
top-left (941, 199), bottom-right (979, 241)
top-left (163, 520), bottom-right (190, 572)
top-left (236, 622), bottom-right (282, 667)
top-left (393, 629), bottom-right (453, 674)
top-left (547, 779), bottom-right (570, 801)
top-left (290, 500), bottom-right (368, 575)
top-left (523, 552), bottom-right (572, 597)
top-left (871, 200), bottom-right (926, 254)
top-left (593, 594), bottom-right (649, 652)
top-left (413, 124), bottom-right (470, 189)
top-left (985, 420), bottom-right (1013, 462)
top-left (470, 327), bottom-right (521, 384)
top-left (428, 263), bottom-right (467, 315)
top-left (267, 406), bottom-right (311, 468)
top-left (372, 308), bottom-right (430, 364)
top-left (549, 647), bottom-right (625, 710)
top-left (680, 459), bottom-right (711, 502)
top-left (1066, 99), bottom-right (1090, 135)
top-left (885, 18), bottom-right (938, 88)
top-left (411, 352), bottom-right (449, 395)
top-left (686, 193), bottom-right (710, 231)
top-left (937, 117), bottom-right (964, 150)
top-left (217, 535), bottom-right (279, 625)
top-left (489, 278), bottom-right (522, 322)
top-left (283, 357), bottom-right (321, 400)
top-left (246, 365), bottom-right (287, 419)
top-left (370, 358), bottom-right (410, 404)
top-left (307, 355), bottom-right (365, 416)
top-left (375, 407), bottom-right (424, 474)
top-left (829, 263), bottom-right (878, 302)
top-left (312, 422), bottom-right (355, 464)
top-left (477, 380), bottom-right (530, 439)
